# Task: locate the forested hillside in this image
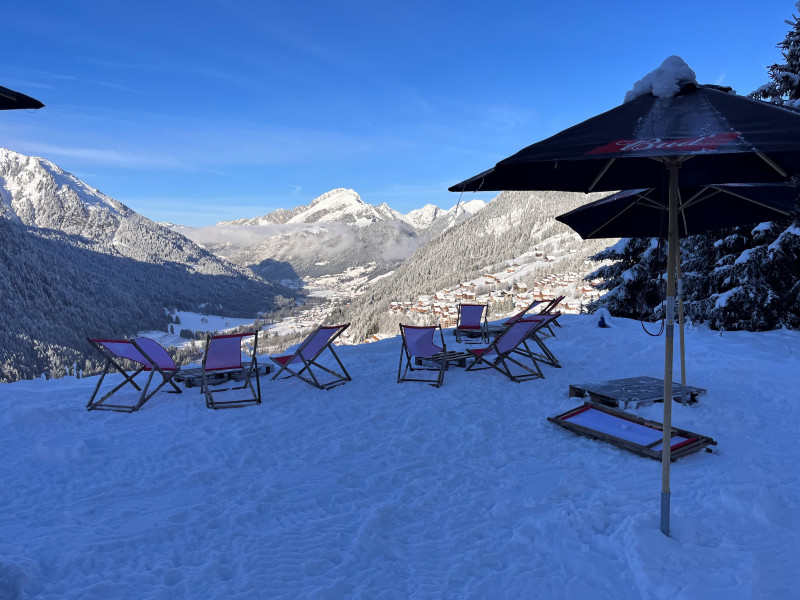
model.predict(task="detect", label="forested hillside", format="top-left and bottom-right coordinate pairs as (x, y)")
top-left (332, 190), bottom-right (612, 342)
top-left (0, 217), bottom-right (296, 381)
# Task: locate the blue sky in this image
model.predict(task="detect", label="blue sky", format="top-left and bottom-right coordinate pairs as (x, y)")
top-left (1, 1), bottom-right (796, 226)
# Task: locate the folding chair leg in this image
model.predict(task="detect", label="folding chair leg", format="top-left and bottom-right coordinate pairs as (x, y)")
top-left (527, 335), bottom-right (560, 368)
top-left (204, 361), bottom-right (262, 409)
top-left (87, 364), bottom-right (145, 411)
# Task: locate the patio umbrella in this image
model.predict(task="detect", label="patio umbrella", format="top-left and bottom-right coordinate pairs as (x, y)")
top-left (555, 184), bottom-right (796, 239)
top-left (449, 59), bottom-right (800, 536)
top-left (0, 85), bottom-right (44, 110)
top-left (555, 182), bottom-right (796, 403)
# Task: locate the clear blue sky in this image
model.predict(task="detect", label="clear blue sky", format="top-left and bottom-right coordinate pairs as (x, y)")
top-left (1, 1), bottom-right (796, 226)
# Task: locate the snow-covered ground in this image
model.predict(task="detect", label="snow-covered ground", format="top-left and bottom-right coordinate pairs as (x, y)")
top-left (2, 315), bottom-right (799, 599)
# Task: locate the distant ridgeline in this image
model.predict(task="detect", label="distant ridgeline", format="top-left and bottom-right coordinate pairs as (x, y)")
top-left (333, 189), bottom-right (613, 343)
top-left (586, 196), bottom-right (800, 331)
top-left (0, 150), bottom-right (297, 382)
top-left (189, 187), bottom-right (486, 281)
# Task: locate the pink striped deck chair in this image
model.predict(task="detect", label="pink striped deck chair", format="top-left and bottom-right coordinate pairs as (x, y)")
top-left (201, 331), bottom-right (261, 409)
top-left (87, 337), bottom-right (182, 412)
top-left (455, 303), bottom-right (489, 343)
top-left (398, 324), bottom-right (447, 388)
top-left (465, 319), bottom-right (544, 383)
top-left (270, 324), bottom-right (351, 390)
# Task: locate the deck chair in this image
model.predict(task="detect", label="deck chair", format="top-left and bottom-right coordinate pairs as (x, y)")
top-left (548, 402), bottom-right (717, 461)
top-left (270, 324), bottom-right (351, 390)
top-left (455, 303), bottom-right (489, 343)
top-left (201, 331), bottom-right (262, 409)
top-left (502, 300), bottom-right (544, 327)
top-left (398, 324), bottom-right (447, 388)
top-left (87, 337), bottom-right (182, 412)
top-left (465, 319), bottom-right (544, 382)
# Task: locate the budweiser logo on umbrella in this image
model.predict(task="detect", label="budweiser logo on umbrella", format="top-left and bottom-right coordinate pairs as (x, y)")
top-left (589, 132), bottom-right (742, 155)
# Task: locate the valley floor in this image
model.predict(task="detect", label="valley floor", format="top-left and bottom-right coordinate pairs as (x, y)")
top-left (2, 316), bottom-right (799, 599)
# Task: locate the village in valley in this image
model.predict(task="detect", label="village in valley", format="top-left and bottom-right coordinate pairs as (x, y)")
top-left (388, 267), bottom-right (605, 330)
top-left (261, 248), bottom-right (609, 342)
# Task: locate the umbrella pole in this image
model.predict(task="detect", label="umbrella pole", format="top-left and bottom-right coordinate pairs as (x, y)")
top-left (661, 158), bottom-right (680, 537)
top-left (677, 258), bottom-right (687, 405)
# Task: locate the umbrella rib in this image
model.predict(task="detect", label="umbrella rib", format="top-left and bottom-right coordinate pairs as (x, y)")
top-left (633, 196), bottom-right (663, 210)
top-left (588, 158), bottom-right (615, 192)
top-left (756, 152), bottom-right (788, 178)
top-left (585, 201), bottom-right (639, 237)
top-left (680, 187), bottom-right (719, 210)
top-left (710, 186), bottom-right (793, 216)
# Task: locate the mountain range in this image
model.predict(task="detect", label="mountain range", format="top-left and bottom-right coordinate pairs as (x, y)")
top-left (181, 188), bottom-right (485, 281)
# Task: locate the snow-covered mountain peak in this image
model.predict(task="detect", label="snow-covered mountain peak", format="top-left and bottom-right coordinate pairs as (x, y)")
top-left (0, 148), bottom-right (127, 230)
top-left (307, 188), bottom-right (364, 208)
top-left (286, 188), bottom-right (399, 226)
top-left (405, 204), bottom-right (443, 229)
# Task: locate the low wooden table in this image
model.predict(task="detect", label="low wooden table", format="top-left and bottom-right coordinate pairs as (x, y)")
top-left (415, 351), bottom-right (473, 369)
top-left (173, 363), bottom-right (272, 389)
top-left (568, 376), bottom-right (706, 409)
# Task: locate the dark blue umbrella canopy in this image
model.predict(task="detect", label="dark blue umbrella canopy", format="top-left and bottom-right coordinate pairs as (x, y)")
top-left (450, 83), bottom-right (800, 193)
top-left (555, 184), bottom-right (797, 239)
top-left (0, 85), bottom-right (44, 110)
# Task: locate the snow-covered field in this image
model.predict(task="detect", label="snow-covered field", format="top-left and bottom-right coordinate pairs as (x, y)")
top-left (2, 315), bottom-right (799, 599)
top-left (138, 311), bottom-right (257, 349)
top-left (139, 311), bottom-right (315, 351)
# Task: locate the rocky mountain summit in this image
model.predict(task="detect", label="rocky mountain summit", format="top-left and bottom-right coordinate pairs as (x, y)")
top-left (217, 188), bottom-right (403, 227)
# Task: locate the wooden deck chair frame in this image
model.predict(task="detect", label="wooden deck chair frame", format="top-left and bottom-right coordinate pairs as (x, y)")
top-left (270, 324), bottom-right (351, 390)
top-left (455, 303), bottom-right (489, 343)
top-left (520, 314), bottom-right (561, 368)
top-left (398, 324), bottom-right (447, 388)
top-left (87, 337), bottom-right (182, 413)
top-left (537, 295), bottom-right (565, 336)
top-left (465, 319), bottom-right (544, 383)
top-left (548, 402), bottom-right (718, 461)
top-left (202, 331), bottom-right (262, 409)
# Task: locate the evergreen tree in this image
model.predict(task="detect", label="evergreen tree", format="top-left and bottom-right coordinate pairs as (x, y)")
top-left (590, 3), bottom-right (800, 332)
top-left (587, 237), bottom-right (666, 321)
top-left (750, 3), bottom-right (800, 108)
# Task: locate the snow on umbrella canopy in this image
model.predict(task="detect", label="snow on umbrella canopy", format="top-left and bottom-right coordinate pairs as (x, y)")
top-left (449, 56), bottom-right (800, 538)
top-left (0, 85), bottom-right (44, 110)
top-left (555, 183), bottom-right (797, 239)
